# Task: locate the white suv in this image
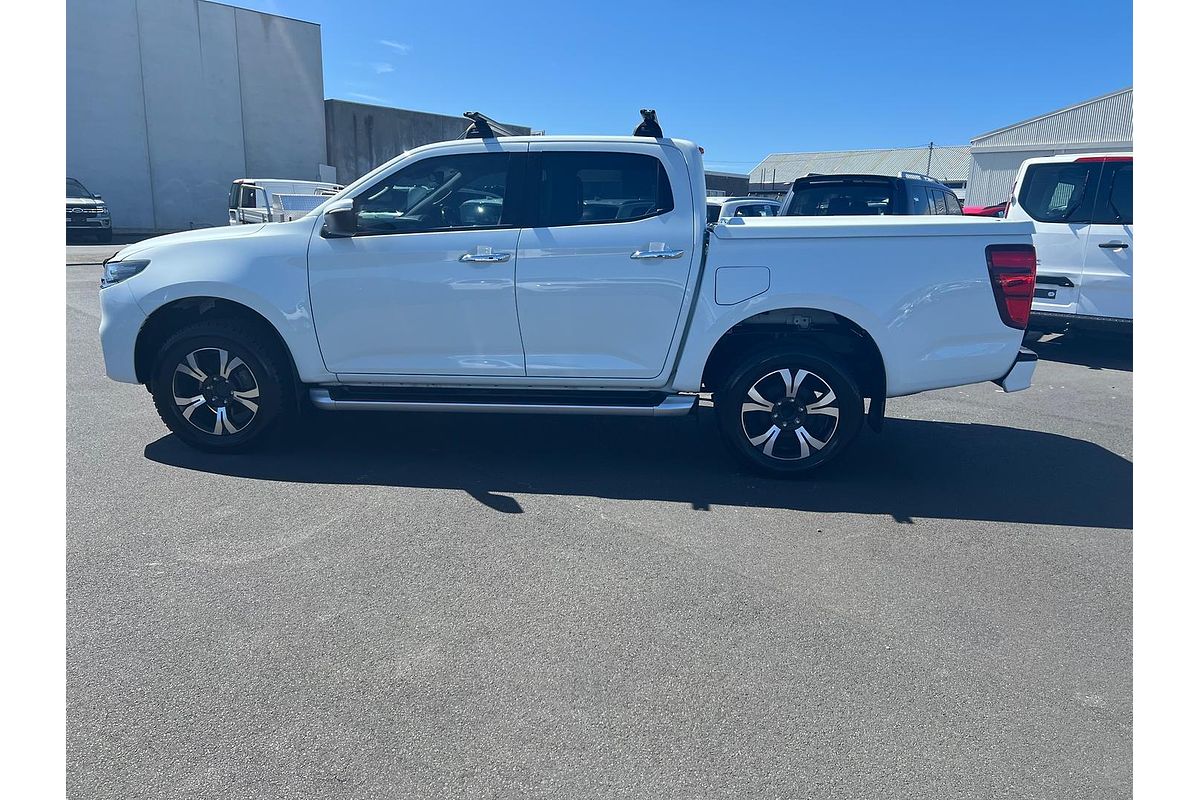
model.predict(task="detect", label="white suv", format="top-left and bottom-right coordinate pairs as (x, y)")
top-left (705, 196), bottom-right (780, 224)
top-left (1006, 153), bottom-right (1132, 334)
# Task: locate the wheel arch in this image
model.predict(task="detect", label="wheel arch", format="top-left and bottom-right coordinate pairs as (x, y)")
top-left (698, 305), bottom-right (888, 406)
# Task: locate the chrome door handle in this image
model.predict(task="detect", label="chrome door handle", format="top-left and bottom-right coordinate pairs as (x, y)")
top-left (630, 248), bottom-right (685, 260)
top-left (459, 251), bottom-right (512, 263)
top-left (1098, 241), bottom-right (1129, 250)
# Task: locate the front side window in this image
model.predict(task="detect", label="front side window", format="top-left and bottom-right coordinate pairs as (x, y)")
top-left (536, 151), bottom-right (673, 227)
top-left (785, 181), bottom-right (894, 216)
top-left (931, 190), bottom-right (948, 215)
top-left (1092, 161), bottom-right (1133, 225)
top-left (1018, 162), bottom-right (1100, 223)
top-left (355, 152), bottom-right (513, 234)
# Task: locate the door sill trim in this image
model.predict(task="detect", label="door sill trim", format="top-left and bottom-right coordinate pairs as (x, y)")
top-left (309, 388), bottom-right (696, 417)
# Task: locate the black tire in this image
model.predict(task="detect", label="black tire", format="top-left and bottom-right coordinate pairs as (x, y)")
top-left (150, 319), bottom-right (290, 452)
top-left (715, 346), bottom-right (864, 477)
top-left (97, 229), bottom-right (113, 243)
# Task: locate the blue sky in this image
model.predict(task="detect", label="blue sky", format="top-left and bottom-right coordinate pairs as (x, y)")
top-left (234, 0), bottom-right (1132, 172)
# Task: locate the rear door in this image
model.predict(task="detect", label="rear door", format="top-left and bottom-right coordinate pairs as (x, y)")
top-left (1079, 158), bottom-right (1133, 319)
top-left (516, 142), bottom-right (696, 379)
top-left (1016, 160), bottom-right (1102, 315)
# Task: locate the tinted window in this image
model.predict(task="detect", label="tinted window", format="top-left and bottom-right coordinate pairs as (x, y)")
top-left (734, 203), bottom-right (775, 217)
top-left (706, 204), bottom-right (722, 224)
top-left (943, 192), bottom-right (962, 215)
top-left (228, 183), bottom-right (238, 210)
top-left (1018, 162), bottom-right (1100, 223)
top-left (355, 153), bottom-right (513, 234)
top-left (67, 179), bottom-right (92, 198)
top-left (1093, 161), bottom-right (1132, 225)
top-left (931, 190), bottom-right (947, 215)
top-left (537, 152), bottom-right (673, 227)
top-left (785, 181), bottom-right (894, 216)
top-left (240, 185), bottom-right (257, 209)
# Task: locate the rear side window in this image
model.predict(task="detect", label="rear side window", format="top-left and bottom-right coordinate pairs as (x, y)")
top-left (943, 192), bottom-right (962, 214)
top-left (1018, 162), bottom-right (1100, 223)
top-left (931, 190), bottom-right (947, 215)
top-left (536, 151), bottom-right (673, 227)
top-left (785, 181), bottom-right (895, 215)
top-left (1092, 161), bottom-right (1133, 225)
top-left (734, 203), bottom-right (776, 218)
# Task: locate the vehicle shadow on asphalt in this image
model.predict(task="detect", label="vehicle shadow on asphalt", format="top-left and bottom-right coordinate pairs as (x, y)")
top-left (1028, 332), bottom-right (1132, 372)
top-left (144, 409), bottom-right (1132, 529)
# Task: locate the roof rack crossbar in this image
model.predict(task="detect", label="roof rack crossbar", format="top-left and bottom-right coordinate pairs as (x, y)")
top-left (898, 170), bottom-right (940, 183)
top-left (460, 111), bottom-right (517, 139)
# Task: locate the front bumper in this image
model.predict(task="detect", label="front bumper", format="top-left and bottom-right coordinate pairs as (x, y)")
top-left (99, 280), bottom-right (146, 384)
top-left (993, 347), bottom-right (1037, 393)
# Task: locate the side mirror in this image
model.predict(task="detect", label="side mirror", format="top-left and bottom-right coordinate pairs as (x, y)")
top-left (321, 198), bottom-right (356, 238)
top-left (94, 194), bottom-right (103, 200)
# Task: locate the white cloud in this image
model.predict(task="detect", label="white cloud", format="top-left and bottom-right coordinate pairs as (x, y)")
top-left (372, 62), bottom-right (394, 74)
top-left (347, 92), bottom-right (386, 104)
top-left (379, 40), bottom-right (411, 55)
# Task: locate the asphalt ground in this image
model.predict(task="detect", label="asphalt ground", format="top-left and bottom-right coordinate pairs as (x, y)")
top-left (67, 258), bottom-right (1132, 799)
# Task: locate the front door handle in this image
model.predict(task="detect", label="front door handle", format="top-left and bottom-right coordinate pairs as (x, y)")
top-left (1098, 241), bottom-right (1129, 250)
top-left (630, 248), bottom-right (685, 260)
top-left (459, 251), bottom-right (512, 263)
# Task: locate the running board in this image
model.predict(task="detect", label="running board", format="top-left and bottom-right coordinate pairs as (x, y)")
top-left (308, 388), bottom-right (696, 417)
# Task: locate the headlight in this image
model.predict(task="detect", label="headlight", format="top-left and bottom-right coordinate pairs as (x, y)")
top-left (97, 208), bottom-right (110, 218)
top-left (100, 258), bottom-right (149, 288)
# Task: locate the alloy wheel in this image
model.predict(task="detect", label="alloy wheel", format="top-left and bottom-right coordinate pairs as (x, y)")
top-left (171, 347), bottom-right (260, 435)
top-left (739, 368), bottom-right (840, 461)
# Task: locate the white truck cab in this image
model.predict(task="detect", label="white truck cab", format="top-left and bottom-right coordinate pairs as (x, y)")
top-left (228, 179), bottom-right (342, 225)
top-left (1006, 153), bottom-right (1132, 333)
top-left (100, 111), bottom-right (1038, 476)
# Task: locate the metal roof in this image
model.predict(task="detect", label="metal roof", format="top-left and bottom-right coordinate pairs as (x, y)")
top-left (748, 145), bottom-right (971, 188)
top-left (971, 88), bottom-right (1132, 149)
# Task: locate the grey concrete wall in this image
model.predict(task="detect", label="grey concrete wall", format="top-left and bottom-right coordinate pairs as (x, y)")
top-left (704, 173), bottom-right (750, 197)
top-left (325, 101), bottom-right (532, 183)
top-left (67, 0), bottom-right (326, 232)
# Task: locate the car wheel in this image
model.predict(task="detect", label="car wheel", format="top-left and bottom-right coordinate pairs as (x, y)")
top-left (715, 346), bottom-right (864, 477)
top-left (150, 320), bottom-right (289, 452)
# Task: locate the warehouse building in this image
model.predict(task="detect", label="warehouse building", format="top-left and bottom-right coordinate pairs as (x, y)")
top-left (747, 146), bottom-right (971, 200)
top-left (67, 0), bottom-right (329, 233)
top-left (325, 102), bottom-right (532, 184)
top-left (965, 88), bottom-right (1132, 206)
top-left (703, 170), bottom-right (751, 198)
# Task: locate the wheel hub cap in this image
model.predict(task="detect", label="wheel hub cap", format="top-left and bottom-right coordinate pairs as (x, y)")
top-left (741, 367), bottom-right (840, 461)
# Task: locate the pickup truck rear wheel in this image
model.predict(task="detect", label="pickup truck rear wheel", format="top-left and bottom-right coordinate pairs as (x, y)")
top-left (715, 347), bottom-right (864, 476)
top-left (149, 320), bottom-right (287, 452)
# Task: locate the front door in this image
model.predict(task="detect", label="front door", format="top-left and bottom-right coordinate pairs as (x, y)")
top-left (516, 143), bottom-right (697, 379)
top-left (308, 144), bottom-right (528, 376)
top-left (1079, 158), bottom-right (1133, 319)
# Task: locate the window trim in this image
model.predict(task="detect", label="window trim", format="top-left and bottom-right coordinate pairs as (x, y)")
top-left (347, 151), bottom-right (527, 238)
top-left (527, 150), bottom-right (676, 229)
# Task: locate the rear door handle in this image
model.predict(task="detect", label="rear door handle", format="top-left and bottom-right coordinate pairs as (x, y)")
top-left (1098, 241), bottom-right (1129, 250)
top-left (630, 248), bottom-right (685, 260)
top-left (459, 251), bottom-right (512, 263)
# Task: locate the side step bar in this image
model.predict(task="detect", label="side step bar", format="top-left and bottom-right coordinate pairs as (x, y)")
top-left (309, 388), bottom-right (696, 417)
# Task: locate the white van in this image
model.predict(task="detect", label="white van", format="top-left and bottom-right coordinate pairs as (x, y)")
top-left (228, 179), bottom-right (342, 225)
top-left (1006, 153), bottom-right (1132, 334)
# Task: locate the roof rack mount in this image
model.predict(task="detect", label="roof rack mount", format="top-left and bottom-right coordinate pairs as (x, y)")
top-left (460, 111), bottom-right (518, 139)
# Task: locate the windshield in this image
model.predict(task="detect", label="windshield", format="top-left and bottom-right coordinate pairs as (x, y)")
top-left (67, 178), bottom-right (93, 199)
top-left (785, 180), bottom-right (895, 216)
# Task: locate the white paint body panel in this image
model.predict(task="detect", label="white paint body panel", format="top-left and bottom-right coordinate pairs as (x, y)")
top-left (99, 135), bottom-right (1034, 403)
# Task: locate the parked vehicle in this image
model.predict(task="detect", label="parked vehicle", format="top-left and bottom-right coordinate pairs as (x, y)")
top-left (67, 178), bottom-right (112, 243)
top-left (1005, 153), bottom-right (1132, 335)
top-left (228, 179), bottom-right (342, 225)
top-left (781, 172), bottom-right (963, 217)
top-left (706, 196), bottom-right (781, 224)
top-left (963, 202), bottom-right (1008, 218)
top-left (99, 113), bottom-right (1038, 476)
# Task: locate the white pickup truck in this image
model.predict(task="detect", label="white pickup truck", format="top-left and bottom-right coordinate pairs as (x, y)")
top-left (99, 117), bottom-right (1039, 475)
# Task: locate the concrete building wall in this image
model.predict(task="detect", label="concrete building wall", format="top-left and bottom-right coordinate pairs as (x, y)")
top-left (66, 0), bottom-right (327, 232)
top-left (704, 172), bottom-right (750, 197)
top-left (326, 101), bottom-right (532, 184)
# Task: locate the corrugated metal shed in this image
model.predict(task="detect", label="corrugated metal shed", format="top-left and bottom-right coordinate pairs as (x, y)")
top-left (748, 146), bottom-right (971, 195)
top-left (965, 88), bottom-right (1132, 205)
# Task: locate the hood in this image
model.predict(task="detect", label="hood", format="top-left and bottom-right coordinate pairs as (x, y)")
top-left (111, 224), bottom-right (266, 261)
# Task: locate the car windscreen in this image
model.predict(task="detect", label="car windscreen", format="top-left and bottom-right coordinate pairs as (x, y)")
top-left (67, 179), bottom-right (92, 199)
top-left (784, 180), bottom-right (895, 216)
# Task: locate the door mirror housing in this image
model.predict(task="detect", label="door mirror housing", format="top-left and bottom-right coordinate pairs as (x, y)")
top-left (321, 198), bottom-right (356, 238)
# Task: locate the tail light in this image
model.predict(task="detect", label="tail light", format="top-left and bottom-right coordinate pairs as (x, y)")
top-left (986, 244), bottom-right (1036, 329)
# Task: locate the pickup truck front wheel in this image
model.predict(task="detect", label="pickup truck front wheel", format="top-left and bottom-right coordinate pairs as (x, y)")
top-left (715, 348), bottom-right (864, 476)
top-left (149, 320), bottom-right (287, 452)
